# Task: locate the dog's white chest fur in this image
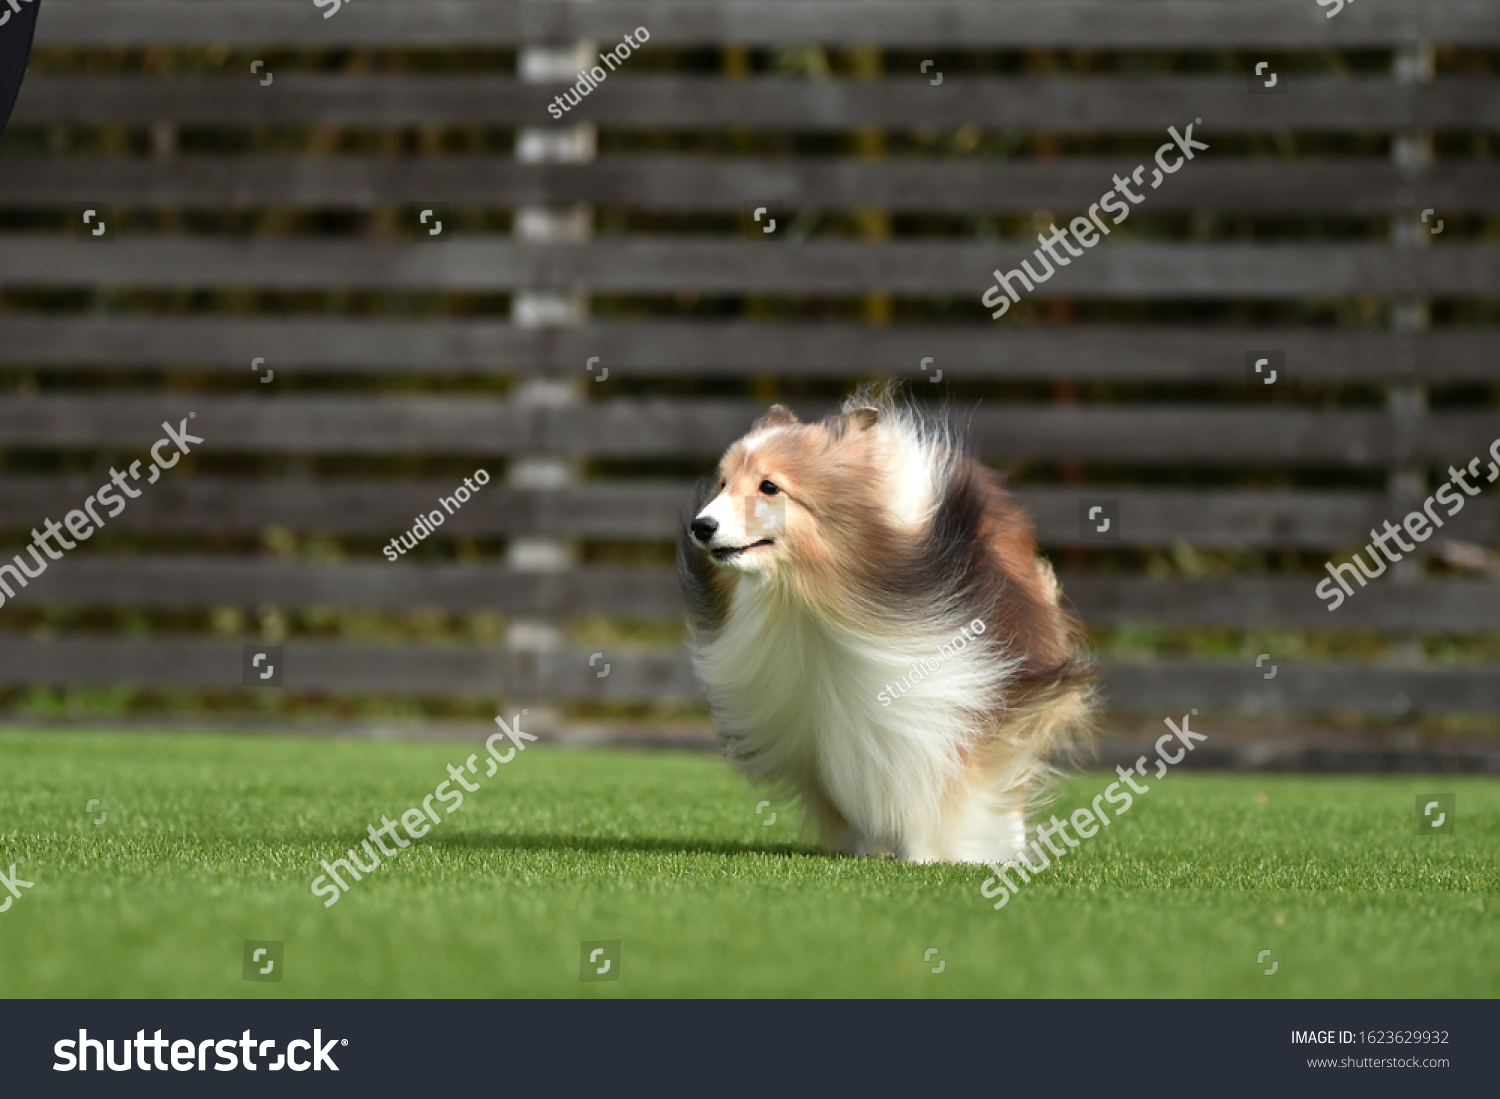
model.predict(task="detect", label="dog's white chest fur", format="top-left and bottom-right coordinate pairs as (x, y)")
top-left (692, 575), bottom-right (1019, 862)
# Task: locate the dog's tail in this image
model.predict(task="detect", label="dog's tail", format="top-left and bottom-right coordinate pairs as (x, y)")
top-left (990, 558), bottom-right (1100, 818)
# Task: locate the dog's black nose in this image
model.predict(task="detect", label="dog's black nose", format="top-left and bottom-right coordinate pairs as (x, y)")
top-left (690, 516), bottom-right (718, 544)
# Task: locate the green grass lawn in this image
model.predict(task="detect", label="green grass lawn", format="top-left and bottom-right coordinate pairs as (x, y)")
top-left (0, 729), bottom-right (1496, 998)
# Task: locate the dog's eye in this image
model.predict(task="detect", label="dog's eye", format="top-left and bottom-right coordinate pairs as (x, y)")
top-left (759, 480), bottom-right (780, 495)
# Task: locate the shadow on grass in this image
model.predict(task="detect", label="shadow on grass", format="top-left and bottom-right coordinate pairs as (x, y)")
top-left (318, 830), bottom-right (823, 860)
top-left (435, 832), bottom-right (822, 859)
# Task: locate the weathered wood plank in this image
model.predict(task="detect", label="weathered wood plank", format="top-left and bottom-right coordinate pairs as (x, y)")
top-left (2, 318), bottom-right (1495, 383)
top-left (1017, 489), bottom-right (1500, 551)
top-left (32, 1), bottom-right (1500, 49)
top-left (6, 157), bottom-right (1500, 214)
top-left (13, 555), bottom-right (1500, 631)
top-left (0, 635), bottom-right (1494, 714)
top-left (1097, 658), bottom-right (1500, 717)
top-left (0, 478), bottom-right (1494, 548)
top-left (0, 478), bottom-right (685, 539)
top-left (13, 76), bottom-right (1500, 130)
top-left (1, 558), bottom-right (683, 616)
top-left (0, 635), bottom-right (533, 694)
top-left (0, 396), bottom-right (1492, 466)
top-left (0, 478), bottom-right (681, 538)
top-left (5, 239), bottom-right (1500, 296)
top-left (1061, 575), bottom-right (1500, 631)
top-left (0, 557), bottom-right (688, 618)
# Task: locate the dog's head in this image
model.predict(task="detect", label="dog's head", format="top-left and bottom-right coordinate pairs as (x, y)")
top-left (686, 402), bottom-right (886, 578)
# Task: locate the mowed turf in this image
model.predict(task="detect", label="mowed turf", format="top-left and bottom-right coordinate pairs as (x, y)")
top-left (0, 730), bottom-right (1496, 998)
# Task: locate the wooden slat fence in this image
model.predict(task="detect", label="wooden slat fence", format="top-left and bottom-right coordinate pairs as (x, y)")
top-left (2, 0), bottom-right (1498, 719)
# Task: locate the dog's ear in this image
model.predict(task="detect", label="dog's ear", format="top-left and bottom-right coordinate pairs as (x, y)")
top-left (754, 404), bottom-right (800, 430)
top-left (820, 405), bottom-right (880, 441)
top-left (688, 471), bottom-right (723, 512)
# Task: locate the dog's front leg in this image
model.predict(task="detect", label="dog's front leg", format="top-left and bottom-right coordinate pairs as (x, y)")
top-left (801, 784), bottom-right (865, 856)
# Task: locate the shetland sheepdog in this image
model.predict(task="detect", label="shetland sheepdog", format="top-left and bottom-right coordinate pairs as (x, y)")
top-left (678, 387), bottom-right (1096, 864)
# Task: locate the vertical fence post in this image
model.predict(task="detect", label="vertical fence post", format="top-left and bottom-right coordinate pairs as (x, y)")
top-left (1387, 39), bottom-right (1435, 700)
top-left (506, 26), bottom-right (598, 709)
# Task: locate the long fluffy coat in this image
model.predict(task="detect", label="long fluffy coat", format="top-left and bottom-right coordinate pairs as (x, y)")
top-left (678, 389), bottom-right (1095, 863)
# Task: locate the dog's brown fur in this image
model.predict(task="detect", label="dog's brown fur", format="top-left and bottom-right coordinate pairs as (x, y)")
top-left (679, 391), bottom-right (1096, 861)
